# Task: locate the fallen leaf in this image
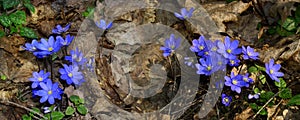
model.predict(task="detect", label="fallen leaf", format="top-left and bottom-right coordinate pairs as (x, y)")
top-left (234, 107), bottom-right (254, 120)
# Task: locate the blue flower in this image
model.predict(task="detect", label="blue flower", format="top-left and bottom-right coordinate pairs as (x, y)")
top-left (174, 7), bottom-right (194, 20)
top-left (265, 59), bottom-right (284, 82)
top-left (242, 73), bottom-right (253, 87)
top-left (228, 58), bottom-right (240, 67)
top-left (221, 94), bottom-right (232, 107)
top-left (65, 48), bottom-right (87, 66)
top-left (34, 36), bottom-right (61, 58)
top-left (248, 93), bottom-right (260, 99)
top-left (242, 46), bottom-right (259, 60)
top-left (23, 40), bottom-right (39, 52)
top-left (29, 70), bottom-right (50, 88)
top-left (190, 36), bottom-right (209, 57)
top-left (86, 57), bottom-right (95, 72)
top-left (52, 23), bottom-right (71, 34)
top-left (217, 36), bottom-right (242, 59)
top-left (58, 34), bottom-right (74, 46)
top-left (59, 64), bottom-right (85, 85)
top-left (195, 56), bottom-right (216, 76)
top-left (184, 57), bottom-right (195, 67)
top-left (210, 52), bottom-right (227, 71)
top-left (35, 79), bottom-right (63, 104)
top-left (160, 34), bottom-right (181, 57)
top-left (206, 40), bottom-right (220, 54)
top-left (224, 72), bottom-right (246, 93)
top-left (95, 19), bottom-right (113, 30)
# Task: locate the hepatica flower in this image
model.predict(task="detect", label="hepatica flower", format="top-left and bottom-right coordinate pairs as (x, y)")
top-left (174, 7), bottom-right (194, 20)
top-left (265, 59), bottom-right (284, 82)
top-left (34, 36), bottom-right (61, 58)
top-left (29, 70), bottom-right (50, 88)
top-left (160, 34), bottom-right (181, 57)
top-left (224, 72), bottom-right (246, 93)
top-left (65, 48), bottom-right (87, 66)
top-left (221, 94), bottom-right (232, 107)
top-left (52, 23), bottom-right (71, 34)
top-left (190, 36), bottom-right (209, 57)
top-left (217, 36), bottom-right (242, 59)
top-left (242, 73), bottom-right (253, 87)
top-left (95, 19), bottom-right (113, 30)
top-left (86, 57), bottom-right (95, 72)
top-left (248, 93), bottom-right (260, 100)
top-left (196, 56), bottom-right (216, 76)
top-left (242, 46), bottom-right (259, 60)
top-left (35, 79), bottom-right (63, 104)
top-left (23, 39), bottom-right (38, 52)
top-left (59, 64), bottom-right (85, 85)
top-left (57, 34), bottom-right (74, 46)
top-left (228, 58), bottom-right (240, 67)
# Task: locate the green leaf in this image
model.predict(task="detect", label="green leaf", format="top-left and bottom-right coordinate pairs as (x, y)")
top-left (2, 0), bottom-right (20, 10)
top-left (79, 98), bottom-right (85, 104)
top-left (29, 107), bottom-right (40, 117)
top-left (65, 106), bottom-right (75, 116)
top-left (259, 108), bottom-right (268, 116)
top-left (9, 26), bottom-right (18, 34)
top-left (295, 6), bottom-right (300, 24)
top-left (255, 64), bottom-right (266, 72)
top-left (51, 111), bottom-right (65, 120)
top-left (248, 66), bottom-right (258, 73)
top-left (0, 31), bottom-right (5, 38)
top-left (279, 88), bottom-right (292, 99)
top-left (249, 103), bottom-right (258, 110)
top-left (0, 15), bottom-right (12, 27)
top-left (22, 114), bottom-right (31, 120)
top-left (69, 95), bottom-right (80, 103)
top-left (275, 78), bottom-right (286, 88)
top-left (77, 105), bottom-right (88, 115)
top-left (276, 25), bottom-right (294, 37)
top-left (52, 54), bottom-right (58, 61)
top-left (254, 88), bottom-right (260, 94)
top-left (267, 27), bottom-right (276, 35)
top-left (19, 27), bottom-right (38, 39)
top-left (260, 91), bottom-right (275, 103)
top-left (280, 17), bottom-right (298, 31)
top-left (287, 94), bottom-right (300, 106)
top-left (9, 11), bottom-right (26, 25)
top-left (259, 74), bottom-right (266, 84)
top-left (24, 3), bottom-right (35, 13)
top-left (82, 7), bottom-right (95, 18)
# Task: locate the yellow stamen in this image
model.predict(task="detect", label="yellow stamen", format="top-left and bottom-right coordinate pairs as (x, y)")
top-left (230, 60), bottom-right (235, 64)
top-left (207, 66), bottom-right (211, 71)
top-left (68, 73), bottom-right (73, 77)
top-left (199, 46), bottom-right (204, 50)
top-left (232, 80), bottom-right (237, 85)
top-left (247, 52), bottom-right (252, 56)
top-left (227, 49), bottom-right (232, 53)
top-left (224, 98), bottom-right (229, 102)
top-left (270, 69), bottom-right (274, 74)
top-left (38, 77), bottom-right (43, 81)
top-left (48, 90), bottom-right (52, 95)
top-left (48, 47), bottom-right (53, 51)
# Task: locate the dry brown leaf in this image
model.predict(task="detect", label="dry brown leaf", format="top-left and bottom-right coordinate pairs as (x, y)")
top-left (234, 107), bottom-right (254, 120)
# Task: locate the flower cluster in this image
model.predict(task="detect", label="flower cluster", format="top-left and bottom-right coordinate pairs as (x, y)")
top-left (29, 71), bottom-right (63, 104)
top-left (23, 23), bottom-right (74, 58)
top-left (24, 23), bottom-right (99, 105)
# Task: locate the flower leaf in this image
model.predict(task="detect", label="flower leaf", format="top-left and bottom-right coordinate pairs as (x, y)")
top-left (51, 111), bottom-right (65, 120)
top-left (65, 106), bottom-right (75, 116)
top-left (2, 0), bottom-right (20, 10)
top-left (275, 78), bottom-right (286, 88)
top-left (0, 31), bottom-right (5, 38)
top-left (69, 95), bottom-right (80, 103)
top-left (248, 66), bottom-right (258, 73)
top-left (77, 105), bottom-right (88, 115)
top-left (287, 94), bottom-right (300, 106)
top-left (9, 11), bottom-right (26, 25)
top-left (259, 74), bottom-right (266, 84)
top-left (19, 27), bottom-right (38, 39)
top-left (0, 15), bottom-right (12, 27)
top-left (279, 88), bottom-right (292, 99)
top-left (22, 114), bottom-right (31, 120)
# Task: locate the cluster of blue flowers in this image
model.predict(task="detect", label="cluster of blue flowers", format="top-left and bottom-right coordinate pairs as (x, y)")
top-left (25, 20), bottom-right (112, 104)
top-left (161, 7), bottom-right (285, 107)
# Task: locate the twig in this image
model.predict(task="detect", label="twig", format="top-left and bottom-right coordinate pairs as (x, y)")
top-left (251, 81), bottom-right (298, 119)
top-left (0, 100), bottom-right (47, 119)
